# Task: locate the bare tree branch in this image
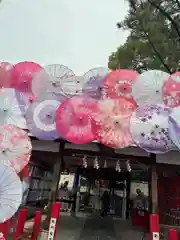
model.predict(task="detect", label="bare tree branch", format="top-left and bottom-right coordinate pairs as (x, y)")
top-left (147, 0), bottom-right (180, 37)
top-left (128, 0), bottom-right (172, 73)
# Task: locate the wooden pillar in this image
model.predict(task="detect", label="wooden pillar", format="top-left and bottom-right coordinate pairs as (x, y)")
top-left (150, 154), bottom-right (158, 214)
top-left (52, 140), bottom-right (65, 202)
top-left (44, 141), bottom-right (65, 225)
top-left (126, 171), bottom-right (131, 219)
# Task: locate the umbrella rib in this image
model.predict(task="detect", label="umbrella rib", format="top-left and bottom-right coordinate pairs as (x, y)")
top-left (1, 179), bottom-right (20, 190)
top-left (0, 168), bottom-right (6, 183)
top-left (0, 186), bottom-right (22, 194)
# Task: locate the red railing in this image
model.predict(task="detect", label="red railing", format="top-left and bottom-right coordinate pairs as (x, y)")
top-left (150, 214), bottom-right (179, 240)
top-left (1, 207), bottom-right (180, 240)
top-left (0, 202), bottom-right (61, 240)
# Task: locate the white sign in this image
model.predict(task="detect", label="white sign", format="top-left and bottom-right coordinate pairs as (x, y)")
top-left (48, 217), bottom-right (57, 240)
top-left (153, 232), bottom-right (159, 240)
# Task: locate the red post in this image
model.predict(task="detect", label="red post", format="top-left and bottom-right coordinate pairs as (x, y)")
top-left (150, 214), bottom-right (160, 240)
top-left (48, 202), bottom-right (61, 240)
top-left (14, 208), bottom-right (27, 239)
top-left (169, 229), bottom-right (178, 240)
top-left (0, 220), bottom-right (9, 238)
top-left (32, 211), bottom-right (42, 240)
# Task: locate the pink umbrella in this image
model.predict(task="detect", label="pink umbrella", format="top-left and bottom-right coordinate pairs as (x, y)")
top-left (91, 97), bottom-right (136, 148)
top-left (163, 72), bottom-right (180, 107)
top-left (103, 69), bottom-right (138, 103)
top-left (56, 96), bottom-right (98, 144)
top-left (0, 62), bottom-right (13, 88)
top-left (10, 61), bottom-right (42, 94)
top-left (0, 124), bottom-right (32, 173)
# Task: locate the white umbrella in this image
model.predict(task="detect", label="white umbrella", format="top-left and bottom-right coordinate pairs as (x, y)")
top-left (0, 165), bottom-right (22, 223)
top-left (0, 124), bottom-right (32, 173)
top-left (32, 64), bottom-right (75, 96)
top-left (61, 75), bottom-right (86, 97)
top-left (132, 70), bottom-right (169, 105)
top-left (0, 88), bottom-right (27, 129)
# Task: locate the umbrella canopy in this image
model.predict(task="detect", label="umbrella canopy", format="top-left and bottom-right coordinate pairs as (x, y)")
top-left (10, 61), bottom-right (42, 94)
top-left (82, 67), bottom-right (109, 99)
top-left (130, 104), bottom-right (174, 153)
top-left (91, 97), bottom-right (136, 148)
top-left (0, 165), bottom-right (22, 223)
top-left (61, 75), bottom-right (86, 97)
top-left (15, 90), bottom-right (35, 116)
top-left (56, 95), bottom-right (98, 144)
top-left (163, 72), bottom-right (180, 107)
top-left (26, 92), bottom-right (65, 140)
top-left (0, 62), bottom-right (13, 88)
top-left (104, 69), bottom-right (138, 102)
top-left (0, 124), bottom-right (32, 173)
top-left (169, 106), bottom-right (180, 150)
top-left (42, 64), bottom-right (75, 95)
top-left (132, 70), bottom-right (169, 105)
top-left (0, 88), bottom-right (26, 129)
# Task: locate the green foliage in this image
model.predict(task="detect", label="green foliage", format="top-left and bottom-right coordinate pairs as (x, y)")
top-left (108, 0), bottom-right (180, 73)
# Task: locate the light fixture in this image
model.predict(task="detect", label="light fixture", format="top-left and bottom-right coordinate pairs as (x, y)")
top-left (115, 160), bottom-right (121, 172)
top-left (126, 160), bottom-right (131, 172)
top-left (93, 157), bottom-right (99, 169)
top-left (82, 155), bottom-right (87, 168)
top-left (104, 160), bottom-right (107, 168)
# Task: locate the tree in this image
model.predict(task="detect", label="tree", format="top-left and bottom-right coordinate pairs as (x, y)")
top-left (108, 0), bottom-right (180, 73)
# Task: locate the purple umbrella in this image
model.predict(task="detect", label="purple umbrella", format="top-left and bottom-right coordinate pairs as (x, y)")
top-left (15, 90), bottom-right (34, 116)
top-left (130, 104), bottom-right (174, 153)
top-left (26, 92), bottom-right (65, 140)
top-left (82, 67), bottom-right (109, 99)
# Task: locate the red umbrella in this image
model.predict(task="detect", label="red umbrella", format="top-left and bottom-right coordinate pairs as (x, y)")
top-left (56, 96), bottom-right (98, 144)
top-left (103, 69), bottom-right (138, 103)
top-left (163, 72), bottom-right (180, 107)
top-left (91, 97), bottom-right (136, 148)
top-left (10, 61), bottom-right (42, 94)
top-left (0, 62), bottom-right (12, 88)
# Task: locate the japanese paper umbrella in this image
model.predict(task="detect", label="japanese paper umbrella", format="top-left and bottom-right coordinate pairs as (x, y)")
top-left (132, 70), bottom-right (169, 105)
top-left (91, 97), bottom-right (136, 148)
top-left (10, 61), bottom-right (42, 93)
top-left (61, 75), bottom-right (86, 97)
top-left (0, 88), bottom-right (27, 129)
top-left (82, 67), bottom-right (109, 99)
top-left (104, 69), bottom-right (138, 102)
top-left (15, 90), bottom-right (35, 116)
top-left (26, 92), bottom-right (65, 140)
top-left (168, 106), bottom-right (180, 150)
top-left (56, 96), bottom-right (98, 144)
top-left (130, 104), bottom-right (174, 153)
top-left (0, 62), bottom-right (13, 88)
top-left (37, 64), bottom-right (75, 95)
top-left (163, 72), bottom-right (180, 107)
top-left (0, 165), bottom-right (22, 223)
top-left (0, 124), bottom-right (32, 173)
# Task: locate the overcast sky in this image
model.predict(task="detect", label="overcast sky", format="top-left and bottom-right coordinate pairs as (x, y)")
top-left (0, 0), bottom-right (129, 75)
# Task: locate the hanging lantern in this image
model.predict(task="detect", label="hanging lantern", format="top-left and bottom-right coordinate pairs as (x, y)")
top-left (93, 157), bottom-right (99, 169)
top-left (104, 160), bottom-right (107, 168)
top-left (82, 156), bottom-right (87, 168)
top-left (126, 160), bottom-right (131, 172)
top-left (115, 160), bottom-right (121, 172)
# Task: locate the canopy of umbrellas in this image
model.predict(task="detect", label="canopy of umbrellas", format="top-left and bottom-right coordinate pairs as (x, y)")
top-left (1, 61), bottom-right (180, 223)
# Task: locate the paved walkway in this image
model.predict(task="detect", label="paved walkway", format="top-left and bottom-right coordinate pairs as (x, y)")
top-left (56, 214), bottom-right (86, 240)
top-left (56, 213), bottom-right (150, 240)
top-left (78, 213), bottom-right (116, 240)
